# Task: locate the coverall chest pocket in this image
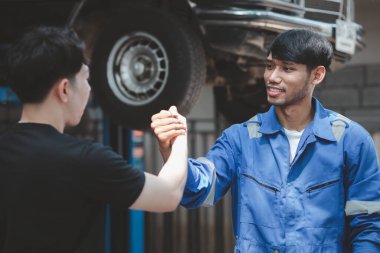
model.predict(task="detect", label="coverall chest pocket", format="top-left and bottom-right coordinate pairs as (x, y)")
top-left (240, 172), bottom-right (280, 228)
top-left (304, 178), bottom-right (342, 228)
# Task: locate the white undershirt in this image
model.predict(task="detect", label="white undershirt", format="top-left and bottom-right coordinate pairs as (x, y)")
top-left (284, 128), bottom-right (304, 163)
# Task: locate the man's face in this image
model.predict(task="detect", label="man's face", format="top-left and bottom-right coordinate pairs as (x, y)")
top-left (66, 64), bottom-right (91, 127)
top-left (264, 53), bottom-right (314, 107)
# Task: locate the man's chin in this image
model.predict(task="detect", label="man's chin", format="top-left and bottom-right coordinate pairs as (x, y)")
top-left (267, 97), bottom-right (284, 106)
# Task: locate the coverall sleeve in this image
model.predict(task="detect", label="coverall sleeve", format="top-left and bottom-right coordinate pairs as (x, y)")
top-left (345, 130), bottom-right (380, 252)
top-left (181, 129), bottom-right (237, 208)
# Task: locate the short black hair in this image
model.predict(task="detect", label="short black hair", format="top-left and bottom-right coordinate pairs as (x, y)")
top-left (6, 26), bottom-right (86, 103)
top-left (267, 29), bottom-right (333, 70)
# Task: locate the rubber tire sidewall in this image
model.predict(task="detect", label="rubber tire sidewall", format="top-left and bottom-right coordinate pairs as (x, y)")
top-left (91, 7), bottom-right (206, 129)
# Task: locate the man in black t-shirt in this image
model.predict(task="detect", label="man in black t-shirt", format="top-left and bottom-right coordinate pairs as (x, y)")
top-left (0, 26), bottom-right (188, 252)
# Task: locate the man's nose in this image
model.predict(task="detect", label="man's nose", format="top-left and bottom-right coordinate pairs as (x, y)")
top-left (266, 68), bottom-right (281, 84)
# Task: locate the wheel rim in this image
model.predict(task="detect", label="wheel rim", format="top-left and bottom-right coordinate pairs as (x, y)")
top-left (107, 32), bottom-right (169, 106)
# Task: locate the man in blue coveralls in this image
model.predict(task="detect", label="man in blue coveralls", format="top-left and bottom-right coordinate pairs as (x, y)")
top-left (151, 29), bottom-right (380, 252)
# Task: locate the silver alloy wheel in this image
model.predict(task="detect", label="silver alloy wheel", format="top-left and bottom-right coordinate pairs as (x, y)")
top-left (107, 32), bottom-right (169, 106)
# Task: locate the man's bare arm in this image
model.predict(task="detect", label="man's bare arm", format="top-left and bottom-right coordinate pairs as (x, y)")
top-left (130, 107), bottom-right (188, 212)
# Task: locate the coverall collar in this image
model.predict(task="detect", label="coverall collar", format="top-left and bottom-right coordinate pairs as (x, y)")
top-left (259, 98), bottom-right (337, 142)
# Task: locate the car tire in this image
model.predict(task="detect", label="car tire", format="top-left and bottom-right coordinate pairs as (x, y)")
top-left (90, 7), bottom-right (206, 129)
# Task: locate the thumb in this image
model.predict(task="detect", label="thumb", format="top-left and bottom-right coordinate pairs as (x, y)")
top-left (169, 106), bottom-right (178, 115)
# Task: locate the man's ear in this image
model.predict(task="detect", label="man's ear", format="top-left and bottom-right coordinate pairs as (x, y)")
top-left (55, 78), bottom-right (70, 103)
top-left (311, 66), bottom-right (326, 86)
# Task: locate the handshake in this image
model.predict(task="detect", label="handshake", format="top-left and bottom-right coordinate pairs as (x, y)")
top-left (150, 106), bottom-right (188, 161)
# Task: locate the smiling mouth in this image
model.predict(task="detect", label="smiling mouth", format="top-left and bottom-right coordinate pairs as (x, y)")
top-left (266, 85), bottom-right (285, 98)
top-left (266, 86), bottom-right (285, 93)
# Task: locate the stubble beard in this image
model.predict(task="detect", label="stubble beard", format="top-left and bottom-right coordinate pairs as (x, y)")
top-left (267, 79), bottom-right (311, 108)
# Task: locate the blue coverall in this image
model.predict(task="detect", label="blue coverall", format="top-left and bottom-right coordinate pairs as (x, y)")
top-left (181, 98), bottom-right (380, 252)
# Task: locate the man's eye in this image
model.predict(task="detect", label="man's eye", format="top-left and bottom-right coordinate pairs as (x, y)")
top-left (265, 64), bottom-right (274, 69)
top-left (283, 67), bottom-right (294, 72)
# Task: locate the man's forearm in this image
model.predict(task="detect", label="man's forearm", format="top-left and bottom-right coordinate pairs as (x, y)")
top-left (158, 135), bottom-right (188, 196)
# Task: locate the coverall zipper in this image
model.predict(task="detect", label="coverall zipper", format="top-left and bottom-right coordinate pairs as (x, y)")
top-left (306, 179), bottom-right (340, 193)
top-left (242, 173), bottom-right (280, 193)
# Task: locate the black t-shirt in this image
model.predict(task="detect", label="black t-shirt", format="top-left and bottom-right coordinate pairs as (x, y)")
top-left (0, 123), bottom-right (145, 252)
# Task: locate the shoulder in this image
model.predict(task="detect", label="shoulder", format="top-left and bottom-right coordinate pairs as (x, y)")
top-left (79, 140), bottom-right (123, 164)
top-left (326, 110), bottom-right (372, 145)
top-left (223, 113), bottom-right (264, 136)
top-left (0, 128), bottom-right (10, 141)
top-left (222, 122), bottom-right (250, 142)
top-left (331, 111), bottom-right (370, 137)
top-left (218, 113), bottom-right (265, 152)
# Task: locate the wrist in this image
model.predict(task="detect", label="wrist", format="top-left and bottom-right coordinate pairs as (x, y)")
top-left (159, 145), bottom-right (171, 162)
